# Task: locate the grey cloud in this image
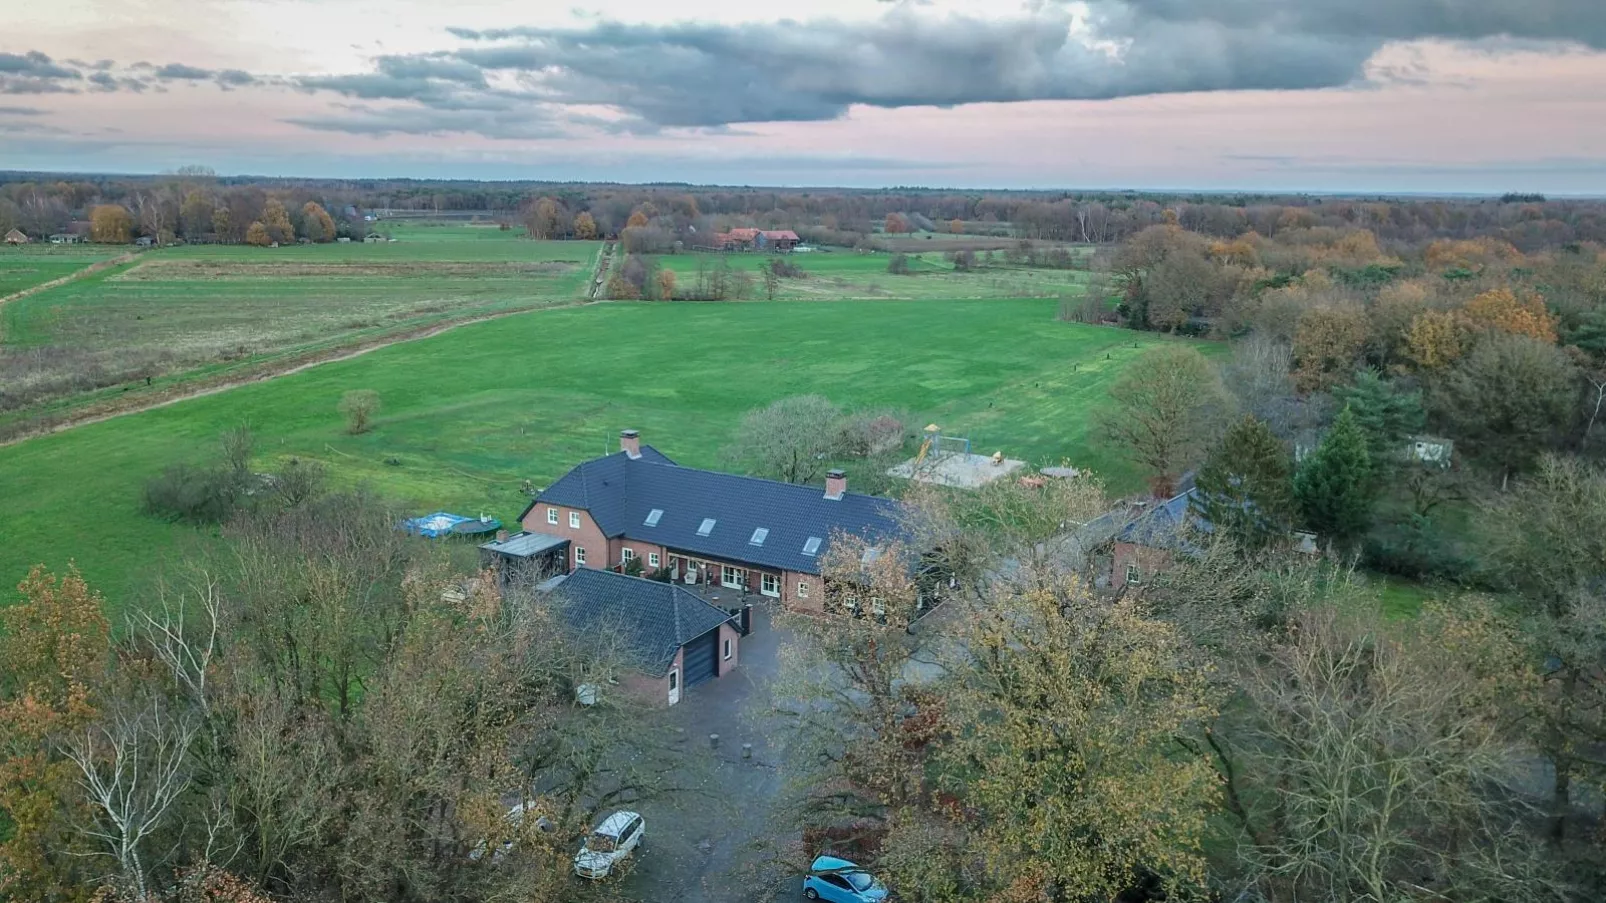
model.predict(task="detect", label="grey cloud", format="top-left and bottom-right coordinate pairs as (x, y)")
top-left (284, 103), bottom-right (568, 140)
top-left (0, 105), bottom-right (47, 115)
top-left (217, 69), bottom-right (256, 86)
top-left (155, 63), bottom-right (214, 80)
top-left (87, 70), bottom-right (151, 93)
top-left (405, 0), bottom-right (1606, 131)
top-left (1123, 0), bottom-right (1606, 49)
top-left (0, 51), bottom-right (79, 79)
top-left (375, 54), bottom-right (486, 85)
top-left (0, 51), bottom-right (85, 94)
top-left (432, 8), bottom-right (1376, 128)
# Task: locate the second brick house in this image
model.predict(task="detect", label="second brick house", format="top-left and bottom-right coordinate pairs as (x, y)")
top-left (517, 430), bottom-right (903, 614)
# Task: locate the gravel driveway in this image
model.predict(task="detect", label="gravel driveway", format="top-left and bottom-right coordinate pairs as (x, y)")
top-left (619, 603), bottom-right (804, 903)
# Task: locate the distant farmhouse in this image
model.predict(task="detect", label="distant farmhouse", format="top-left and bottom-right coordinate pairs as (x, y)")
top-left (4, 228), bottom-right (29, 245)
top-left (48, 233), bottom-right (81, 245)
top-left (711, 228), bottom-right (801, 252)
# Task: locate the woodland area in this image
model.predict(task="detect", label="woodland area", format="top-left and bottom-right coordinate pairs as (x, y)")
top-left (5, 169), bottom-right (1606, 249)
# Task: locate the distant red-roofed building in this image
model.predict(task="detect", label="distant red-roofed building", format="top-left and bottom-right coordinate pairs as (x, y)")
top-left (710, 227), bottom-right (799, 252)
top-left (758, 230), bottom-right (801, 251)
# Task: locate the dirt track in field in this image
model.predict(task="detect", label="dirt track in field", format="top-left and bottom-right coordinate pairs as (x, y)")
top-left (0, 252), bottom-right (139, 331)
top-left (0, 242), bottom-right (615, 447)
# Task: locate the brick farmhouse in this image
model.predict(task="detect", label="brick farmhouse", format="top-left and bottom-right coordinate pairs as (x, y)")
top-left (516, 430), bottom-right (902, 615)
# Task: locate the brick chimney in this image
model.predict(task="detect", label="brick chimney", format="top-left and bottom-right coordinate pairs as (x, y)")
top-left (620, 429), bottom-right (641, 459)
top-left (824, 469), bottom-right (847, 500)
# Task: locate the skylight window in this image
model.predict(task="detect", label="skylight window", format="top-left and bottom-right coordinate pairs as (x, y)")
top-left (697, 518), bottom-right (717, 536)
top-left (802, 536), bottom-right (822, 557)
top-left (644, 509), bottom-right (663, 527)
top-left (749, 528), bottom-right (769, 546)
top-left (861, 547), bottom-right (882, 565)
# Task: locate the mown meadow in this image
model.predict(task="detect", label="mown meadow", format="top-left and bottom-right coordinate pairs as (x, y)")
top-left (0, 226), bottom-right (598, 427)
top-left (0, 297), bottom-right (1181, 607)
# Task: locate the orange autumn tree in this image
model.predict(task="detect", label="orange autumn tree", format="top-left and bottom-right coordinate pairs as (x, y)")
top-left (1461, 287), bottom-right (1559, 344)
top-left (1405, 309), bottom-right (1472, 370)
top-left (89, 205), bottom-right (134, 244)
top-left (625, 209), bottom-right (649, 229)
top-left (0, 566), bottom-right (111, 902)
top-left (573, 211), bottom-right (598, 240)
top-left (1424, 237), bottom-right (1521, 274)
top-left (1292, 304), bottom-right (1370, 392)
top-left (949, 218), bottom-right (964, 234)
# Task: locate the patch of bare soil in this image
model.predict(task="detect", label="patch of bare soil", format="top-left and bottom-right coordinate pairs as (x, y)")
top-left (112, 259), bottom-right (580, 281)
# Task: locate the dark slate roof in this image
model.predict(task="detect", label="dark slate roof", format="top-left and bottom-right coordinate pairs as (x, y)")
top-left (535, 448), bottom-right (903, 575)
top-left (517, 445), bottom-right (676, 523)
top-left (1115, 489), bottom-right (1211, 553)
top-left (546, 569), bottom-right (734, 676)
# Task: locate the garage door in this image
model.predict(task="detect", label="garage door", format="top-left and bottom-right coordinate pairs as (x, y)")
top-left (681, 629), bottom-right (719, 688)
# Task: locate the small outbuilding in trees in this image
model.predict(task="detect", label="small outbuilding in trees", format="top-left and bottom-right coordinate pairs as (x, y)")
top-left (4, 228), bottom-right (30, 245)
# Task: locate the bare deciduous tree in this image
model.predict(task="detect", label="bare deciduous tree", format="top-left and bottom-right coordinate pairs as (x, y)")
top-left (66, 700), bottom-right (198, 901)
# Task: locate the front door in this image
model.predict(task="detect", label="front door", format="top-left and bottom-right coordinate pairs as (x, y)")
top-left (667, 668), bottom-right (680, 706)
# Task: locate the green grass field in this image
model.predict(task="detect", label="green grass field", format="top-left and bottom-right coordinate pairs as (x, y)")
top-left (0, 245), bottom-right (124, 297)
top-left (0, 228), bottom-right (600, 425)
top-left (0, 298), bottom-right (1185, 608)
top-left (649, 249), bottom-right (1091, 300)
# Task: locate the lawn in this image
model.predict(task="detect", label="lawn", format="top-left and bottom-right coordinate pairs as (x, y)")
top-left (647, 250), bottom-right (1092, 301)
top-left (0, 244), bottom-right (124, 297)
top-left (0, 229), bottom-right (601, 426)
top-left (0, 298), bottom-right (1189, 609)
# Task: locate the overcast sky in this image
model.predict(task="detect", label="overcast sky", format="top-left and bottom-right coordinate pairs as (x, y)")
top-left (3, 0), bottom-right (1605, 192)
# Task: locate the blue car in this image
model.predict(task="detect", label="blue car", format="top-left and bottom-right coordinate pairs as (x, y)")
top-left (803, 856), bottom-right (888, 902)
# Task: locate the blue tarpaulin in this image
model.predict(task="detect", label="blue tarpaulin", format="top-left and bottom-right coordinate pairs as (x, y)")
top-left (402, 511), bottom-right (472, 538)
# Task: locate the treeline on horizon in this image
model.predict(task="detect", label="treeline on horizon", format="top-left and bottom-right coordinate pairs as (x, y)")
top-left (3, 167), bottom-right (1606, 251)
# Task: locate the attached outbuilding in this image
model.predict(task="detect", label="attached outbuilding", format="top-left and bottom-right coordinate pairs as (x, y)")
top-left (479, 530), bottom-right (571, 590)
top-left (540, 568), bottom-right (742, 706)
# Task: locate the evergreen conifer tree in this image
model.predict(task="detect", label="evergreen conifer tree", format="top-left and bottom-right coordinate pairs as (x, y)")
top-left (1191, 414), bottom-right (1296, 549)
top-left (1295, 406), bottom-right (1376, 544)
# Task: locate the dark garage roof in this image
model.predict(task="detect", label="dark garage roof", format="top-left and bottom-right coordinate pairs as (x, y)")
top-left (535, 447), bottom-right (903, 574)
top-left (545, 569), bottom-right (734, 675)
top-left (480, 531), bottom-right (569, 558)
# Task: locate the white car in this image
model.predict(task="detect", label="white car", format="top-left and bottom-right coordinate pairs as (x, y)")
top-left (573, 810), bottom-right (644, 879)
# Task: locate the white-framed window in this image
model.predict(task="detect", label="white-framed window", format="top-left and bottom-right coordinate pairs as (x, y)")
top-left (622, 548), bottom-right (635, 565)
top-left (546, 507), bottom-right (558, 525)
top-left (798, 580), bottom-right (810, 599)
top-left (569, 511), bottom-right (580, 529)
top-left (761, 573), bottom-right (780, 597)
top-left (721, 565), bottom-right (744, 588)
top-left (575, 546), bottom-right (587, 566)
top-left (1125, 563), bottom-right (1141, 586)
top-left (648, 552), bottom-right (660, 568)
top-left (722, 637), bottom-right (732, 661)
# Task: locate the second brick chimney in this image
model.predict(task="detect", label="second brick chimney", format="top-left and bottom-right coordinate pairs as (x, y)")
top-left (620, 429), bottom-right (641, 459)
top-left (824, 469), bottom-right (847, 500)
